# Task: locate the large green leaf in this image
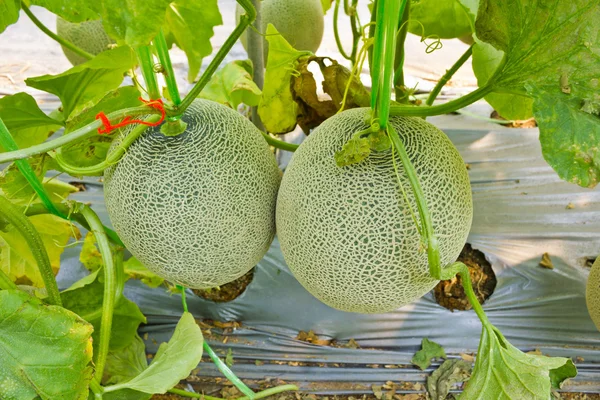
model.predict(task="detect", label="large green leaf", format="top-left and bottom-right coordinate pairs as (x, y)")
top-left (474, 0), bottom-right (600, 187)
top-left (104, 312), bottom-right (203, 395)
top-left (0, 290), bottom-right (94, 400)
top-left (460, 325), bottom-right (576, 399)
top-left (199, 60), bottom-right (261, 109)
top-left (0, 0), bottom-right (20, 33)
top-left (25, 46), bottom-right (137, 119)
top-left (408, 0), bottom-right (473, 39)
top-left (61, 268), bottom-right (147, 351)
top-left (0, 214), bottom-right (77, 287)
top-left (258, 24), bottom-right (312, 134)
top-left (0, 93), bottom-right (64, 152)
top-left (164, 0), bottom-right (222, 82)
top-left (29, 0), bottom-right (97, 22)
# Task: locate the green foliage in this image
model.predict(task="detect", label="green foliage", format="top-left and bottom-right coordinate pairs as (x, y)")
top-left (408, 0), bottom-right (473, 39)
top-left (25, 46), bottom-right (137, 120)
top-left (30, 0), bottom-right (96, 22)
top-left (0, 93), bottom-right (64, 152)
top-left (61, 269), bottom-right (147, 351)
top-left (427, 359), bottom-right (472, 400)
top-left (474, 0), bottom-right (600, 187)
top-left (0, 0), bottom-right (20, 33)
top-left (460, 325), bottom-right (576, 399)
top-left (0, 290), bottom-right (93, 400)
top-left (258, 24), bottom-right (312, 134)
top-left (199, 60), bottom-right (261, 109)
top-left (411, 338), bottom-right (446, 370)
top-left (103, 312), bottom-right (203, 395)
top-left (334, 131), bottom-right (370, 167)
top-left (164, 0), bottom-right (222, 82)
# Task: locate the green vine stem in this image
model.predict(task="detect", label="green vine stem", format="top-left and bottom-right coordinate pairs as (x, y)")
top-left (172, 0), bottom-right (256, 117)
top-left (389, 84), bottom-right (493, 117)
top-left (154, 29), bottom-right (182, 105)
top-left (0, 268), bottom-right (18, 291)
top-left (393, 2), bottom-right (410, 102)
top-left (80, 204), bottom-right (116, 388)
top-left (367, 0), bottom-right (377, 72)
top-left (247, 0), bottom-right (265, 131)
top-left (333, 0), bottom-right (352, 61)
top-left (202, 342), bottom-right (256, 399)
top-left (52, 115), bottom-right (159, 176)
top-left (0, 195), bottom-right (62, 306)
top-left (89, 379), bottom-right (104, 400)
top-left (261, 132), bottom-right (298, 152)
top-left (426, 44), bottom-right (474, 106)
top-left (179, 285), bottom-right (188, 312)
top-left (24, 202), bottom-right (124, 247)
top-left (136, 46), bottom-right (160, 100)
top-left (348, 0), bottom-right (361, 65)
top-left (167, 384), bottom-right (299, 399)
top-left (0, 106), bottom-right (159, 164)
top-left (114, 249), bottom-right (125, 303)
top-left (21, 3), bottom-right (94, 62)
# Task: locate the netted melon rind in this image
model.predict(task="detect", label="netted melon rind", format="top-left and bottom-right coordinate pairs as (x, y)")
top-left (236, 0), bottom-right (324, 57)
top-left (586, 258), bottom-right (600, 331)
top-left (104, 99), bottom-right (281, 289)
top-left (56, 17), bottom-right (114, 65)
top-left (276, 108), bottom-right (473, 314)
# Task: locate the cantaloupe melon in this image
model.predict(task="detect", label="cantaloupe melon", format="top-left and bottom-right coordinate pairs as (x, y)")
top-left (236, 0), bottom-right (324, 59)
top-left (276, 108), bottom-right (473, 313)
top-left (56, 17), bottom-right (114, 65)
top-left (586, 258), bottom-right (600, 331)
top-left (104, 99), bottom-right (281, 289)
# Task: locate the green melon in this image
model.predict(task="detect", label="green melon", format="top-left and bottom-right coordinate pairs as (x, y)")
top-left (104, 99), bottom-right (281, 289)
top-left (56, 17), bottom-right (114, 65)
top-left (586, 258), bottom-right (600, 331)
top-left (236, 0), bottom-right (324, 59)
top-left (276, 108), bottom-right (473, 313)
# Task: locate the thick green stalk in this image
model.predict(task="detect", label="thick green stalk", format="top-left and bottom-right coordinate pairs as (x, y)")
top-left (0, 106), bottom-right (158, 164)
top-left (426, 44), bottom-right (473, 106)
top-left (179, 285), bottom-right (188, 312)
top-left (154, 30), bottom-right (181, 105)
top-left (202, 342), bottom-right (256, 399)
top-left (173, 0), bottom-right (256, 117)
top-left (393, 2), bottom-right (410, 102)
top-left (167, 384), bottom-right (299, 399)
top-left (0, 195), bottom-right (62, 306)
top-left (248, 0), bottom-right (265, 131)
top-left (80, 205), bottom-right (116, 386)
top-left (348, 0), bottom-right (361, 65)
top-left (89, 379), bottom-right (104, 399)
top-left (21, 3), bottom-right (94, 61)
top-left (0, 268), bottom-right (18, 291)
top-left (136, 46), bottom-right (160, 100)
top-left (114, 250), bottom-right (125, 303)
top-left (389, 84), bottom-right (493, 117)
top-left (52, 116), bottom-right (159, 176)
top-left (261, 132), bottom-right (298, 152)
top-left (367, 0), bottom-right (377, 72)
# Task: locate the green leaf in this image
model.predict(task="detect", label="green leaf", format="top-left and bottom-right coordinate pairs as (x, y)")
top-left (474, 0), bottom-right (600, 186)
top-left (0, 290), bottom-right (93, 400)
top-left (321, 0), bottom-right (332, 13)
top-left (334, 131), bottom-right (371, 167)
top-left (80, 232), bottom-right (164, 287)
top-left (412, 338), bottom-right (447, 370)
top-left (61, 268), bottom-right (147, 351)
top-left (427, 359), bottom-right (472, 400)
top-left (104, 334), bottom-right (148, 385)
top-left (164, 0), bottom-right (223, 82)
top-left (29, 0), bottom-right (97, 22)
top-left (0, 214), bottom-right (78, 287)
top-left (25, 46), bottom-right (137, 119)
top-left (0, 0), bottom-right (20, 33)
top-left (408, 0), bottom-right (473, 39)
top-left (60, 86), bottom-right (141, 171)
top-left (105, 312), bottom-right (203, 395)
top-left (460, 325), bottom-right (576, 399)
top-left (258, 24), bottom-right (312, 134)
top-left (0, 93), bottom-right (64, 152)
top-left (199, 60), bottom-right (262, 109)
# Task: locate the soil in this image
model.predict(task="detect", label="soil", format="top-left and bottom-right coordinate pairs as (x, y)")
top-left (434, 243), bottom-right (497, 311)
top-left (490, 110), bottom-right (537, 128)
top-left (192, 268), bottom-right (254, 302)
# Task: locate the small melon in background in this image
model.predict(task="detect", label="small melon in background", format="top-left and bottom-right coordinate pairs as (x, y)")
top-left (56, 17), bottom-right (114, 65)
top-left (586, 257), bottom-right (600, 331)
top-left (236, 0), bottom-right (324, 59)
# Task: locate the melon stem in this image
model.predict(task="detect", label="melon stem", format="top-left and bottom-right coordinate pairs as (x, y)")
top-left (154, 29), bottom-right (182, 105)
top-left (136, 46), bottom-right (161, 100)
top-left (247, 0), bottom-right (265, 131)
top-left (393, 1), bottom-right (410, 102)
top-left (426, 44), bottom-right (474, 106)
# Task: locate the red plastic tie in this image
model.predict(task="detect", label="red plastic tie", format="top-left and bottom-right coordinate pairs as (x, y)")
top-left (95, 97), bottom-right (166, 135)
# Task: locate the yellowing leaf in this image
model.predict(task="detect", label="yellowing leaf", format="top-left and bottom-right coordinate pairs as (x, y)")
top-left (199, 60), bottom-right (261, 109)
top-left (0, 214), bottom-right (79, 287)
